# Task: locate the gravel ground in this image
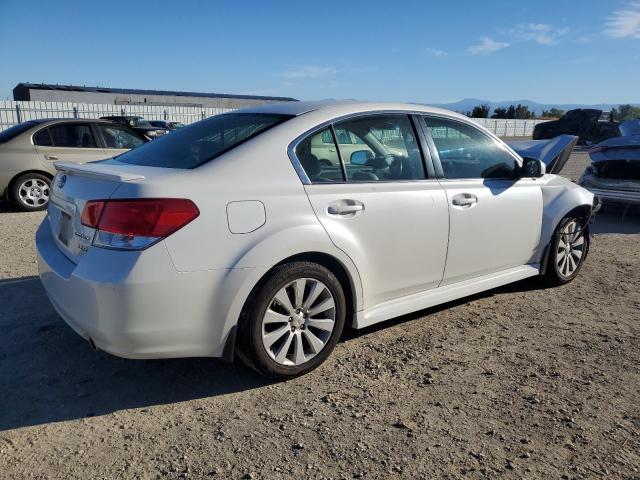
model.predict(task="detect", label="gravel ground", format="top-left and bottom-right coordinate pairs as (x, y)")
top-left (1, 154), bottom-right (639, 479)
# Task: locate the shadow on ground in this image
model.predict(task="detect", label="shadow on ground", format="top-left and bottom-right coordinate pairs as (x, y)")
top-left (0, 277), bottom-right (271, 432)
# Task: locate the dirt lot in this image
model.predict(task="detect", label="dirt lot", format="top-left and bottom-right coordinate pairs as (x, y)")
top-left (1, 154), bottom-right (639, 479)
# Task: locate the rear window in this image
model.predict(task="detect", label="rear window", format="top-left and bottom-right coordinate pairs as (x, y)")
top-left (0, 121), bottom-right (41, 143)
top-left (117, 113), bottom-right (291, 169)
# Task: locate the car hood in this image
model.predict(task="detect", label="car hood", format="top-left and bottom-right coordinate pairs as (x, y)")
top-left (507, 134), bottom-right (578, 174)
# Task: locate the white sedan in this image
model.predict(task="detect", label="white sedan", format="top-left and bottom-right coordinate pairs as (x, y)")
top-left (36, 101), bottom-right (597, 378)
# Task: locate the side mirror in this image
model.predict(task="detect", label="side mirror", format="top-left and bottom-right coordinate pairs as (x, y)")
top-left (350, 150), bottom-right (372, 165)
top-left (521, 157), bottom-right (546, 178)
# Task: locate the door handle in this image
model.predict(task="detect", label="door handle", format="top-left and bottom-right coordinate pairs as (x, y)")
top-left (327, 200), bottom-right (365, 216)
top-left (452, 193), bottom-right (478, 208)
top-left (45, 155), bottom-right (58, 160)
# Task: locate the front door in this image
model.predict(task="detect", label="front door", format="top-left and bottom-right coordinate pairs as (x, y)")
top-left (421, 115), bottom-right (543, 285)
top-left (297, 113), bottom-right (449, 309)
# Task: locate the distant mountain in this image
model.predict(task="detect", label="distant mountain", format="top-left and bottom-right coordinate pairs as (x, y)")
top-left (428, 98), bottom-right (639, 115)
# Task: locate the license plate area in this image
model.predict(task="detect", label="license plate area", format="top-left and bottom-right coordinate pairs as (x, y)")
top-left (59, 211), bottom-right (72, 246)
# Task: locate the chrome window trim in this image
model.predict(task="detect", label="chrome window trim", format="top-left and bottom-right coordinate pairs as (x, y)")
top-left (287, 109), bottom-right (443, 185)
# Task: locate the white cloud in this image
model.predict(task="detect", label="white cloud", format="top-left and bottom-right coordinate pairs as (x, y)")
top-left (282, 66), bottom-right (339, 80)
top-left (606, 2), bottom-right (640, 39)
top-left (468, 37), bottom-right (509, 55)
top-left (426, 47), bottom-right (448, 58)
top-left (509, 23), bottom-right (570, 45)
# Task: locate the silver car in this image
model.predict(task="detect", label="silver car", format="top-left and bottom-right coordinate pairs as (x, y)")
top-left (0, 119), bottom-right (146, 211)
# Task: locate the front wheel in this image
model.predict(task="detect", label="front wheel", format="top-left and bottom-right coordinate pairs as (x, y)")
top-left (237, 262), bottom-right (346, 379)
top-left (544, 216), bottom-right (589, 286)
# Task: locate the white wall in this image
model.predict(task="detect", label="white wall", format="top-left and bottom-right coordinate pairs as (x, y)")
top-left (0, 100), bottom-right (233, 131)
top-left (0, 100), bottom-right (548, 136)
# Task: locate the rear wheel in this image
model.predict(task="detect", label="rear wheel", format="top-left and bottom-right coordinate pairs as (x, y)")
top-left (544, 216), bottom-right (589, 286)
top-left (237, 262), bottom-right (346, 379)
top-left (10, 173), bottom-right (51, 211)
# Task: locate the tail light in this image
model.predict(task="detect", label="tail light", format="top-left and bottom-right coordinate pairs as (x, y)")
top-left (81, 198), bottom-right (199, 250)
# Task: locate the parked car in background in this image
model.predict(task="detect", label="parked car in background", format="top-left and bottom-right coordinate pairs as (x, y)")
top-left (100, 115), bottom-right (168, 139)
top-left (36, 101), bottom-right (597, 379)
top-left (533, 109), bottom-right (619, 145)
top-left (0, 119), bottom-right (146, 211)
top-left (579, 119), bottom-right (640, 205)
top-left (149, 120), bottom-right (185, 131)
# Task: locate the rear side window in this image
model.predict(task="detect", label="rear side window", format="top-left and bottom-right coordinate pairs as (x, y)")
top-left (33, 128), bottom-right (53, 146)
top-left (117, 113), bottom-right (292, 169)
top-left (47, 124), bottom-right (97, 148)
top-left (0, 121), bottom-right (41, 143)
top-left (295, 114), bottom-right (427, 183)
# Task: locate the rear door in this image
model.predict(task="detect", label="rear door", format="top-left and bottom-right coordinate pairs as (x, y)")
top-left (297, 113), bottom-right (449, 310)
top-left (421, 115), bottom-right (543, 285)
top-left (34, 122), bottom-right (107, 171)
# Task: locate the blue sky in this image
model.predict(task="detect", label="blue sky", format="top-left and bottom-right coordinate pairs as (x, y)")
top-left (1, 0), bottom-right (639, 104)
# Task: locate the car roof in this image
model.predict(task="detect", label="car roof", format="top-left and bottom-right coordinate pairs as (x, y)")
top-left (234, 100), bottom-right (469, 120)
top-left (33, 118), bottom-right (123, 126)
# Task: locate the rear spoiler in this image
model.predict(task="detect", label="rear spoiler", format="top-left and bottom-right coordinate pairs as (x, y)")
top-left (54, 162), bottom-right (145, 182)
top-left (507, 134), bottom-right (578, 174)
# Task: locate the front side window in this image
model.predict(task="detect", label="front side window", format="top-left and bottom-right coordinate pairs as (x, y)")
top-left (117, 113), bottom-right (291, 169)
top-left (47, 124), bottom-right (97, 148)
top-left (97, 124), bottom-right (145, 150)
top-left (423, 117), bottom-right (519, 179)
top-left (335, 114), bottom-right (425, 182)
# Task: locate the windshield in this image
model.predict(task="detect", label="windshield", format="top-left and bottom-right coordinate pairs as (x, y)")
top-left (0, 121), bottom-right (42, 143)
top-left (117, 113), bottom-right (292, 168)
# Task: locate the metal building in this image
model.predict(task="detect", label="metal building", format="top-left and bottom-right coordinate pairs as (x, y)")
top-left (12, 83), bottom-right (297, 109)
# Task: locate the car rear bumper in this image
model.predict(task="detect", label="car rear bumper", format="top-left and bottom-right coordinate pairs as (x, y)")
top-left (36, 217), bottom-right (249, 359)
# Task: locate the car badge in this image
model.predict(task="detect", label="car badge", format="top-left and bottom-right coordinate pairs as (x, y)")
top-left (57, 174), bottom-right (67, 188)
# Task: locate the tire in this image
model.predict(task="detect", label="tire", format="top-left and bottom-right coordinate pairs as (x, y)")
top-left (237, 261), bottom-right (346, 379)
top-left (318, 159), bottom-right (333, 167)
top-left (543, 215), bottom-right (589, 286)
top-left (10, 173), bottom-right (51, 211)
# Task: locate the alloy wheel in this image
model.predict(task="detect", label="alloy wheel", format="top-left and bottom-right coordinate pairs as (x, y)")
top-left (261, 278), bottom-right (336, 366)
top-left (555, 220), bottom-right (585, 278)
top-left (18, 178), bottom-right (50, 208)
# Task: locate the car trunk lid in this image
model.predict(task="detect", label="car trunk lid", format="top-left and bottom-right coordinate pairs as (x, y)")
top-left (48, 162), bottom-right (146, 264)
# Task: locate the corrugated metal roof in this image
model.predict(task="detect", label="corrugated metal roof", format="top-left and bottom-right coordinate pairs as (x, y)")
top-left (14, 83), bottom-right (298, 102)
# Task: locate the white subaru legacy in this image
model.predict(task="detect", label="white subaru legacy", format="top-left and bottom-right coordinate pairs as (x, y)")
top-left (36, 101), bottom-right (597, 378)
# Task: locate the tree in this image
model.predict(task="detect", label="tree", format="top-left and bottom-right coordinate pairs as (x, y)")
top-left (616, 104), bottom-right (640, 121)
top-left (514, 104), bottom-right (533, 119)
top-left (470, 104), bottom-right (490, 118)
top-left (491, 107), bottom-right (508, 119)
top-left (541, 108), bottom-right (564, 118)
top-left (490, 104), bottom-right (532, 119)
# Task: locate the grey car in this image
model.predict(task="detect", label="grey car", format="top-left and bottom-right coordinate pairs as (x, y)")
top-left (0, 118), bottom-right (146, 211)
